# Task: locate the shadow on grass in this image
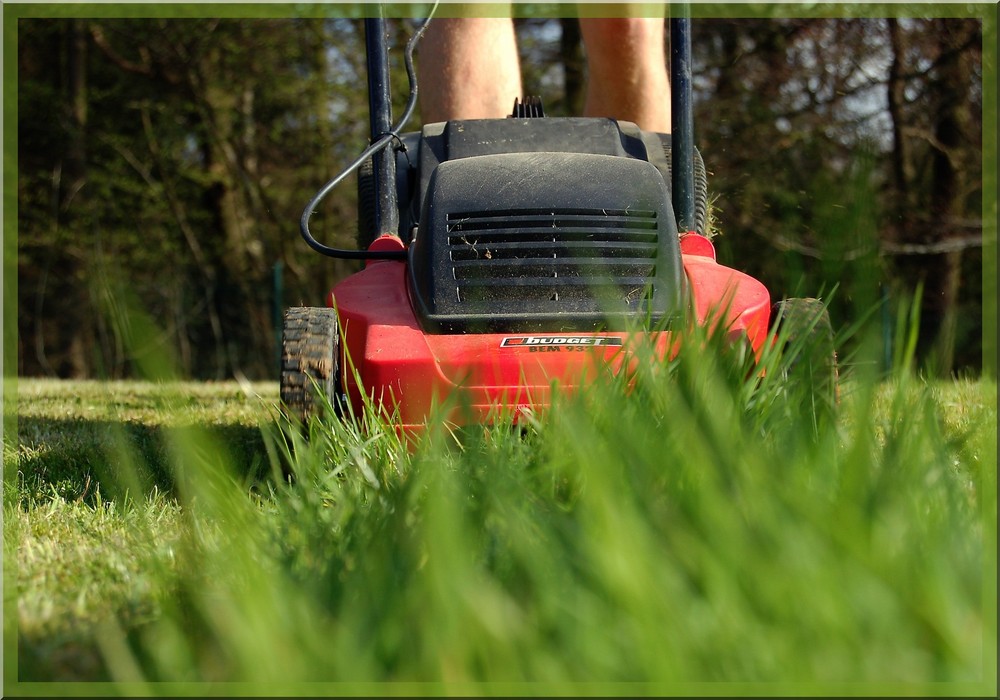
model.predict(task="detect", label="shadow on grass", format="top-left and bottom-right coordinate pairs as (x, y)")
top-left (17, 635), bottom-right (112, 683)
top-left (12, 415), bottom-right (270, 506)
top-left (11, 415), bottom-right (275, 683)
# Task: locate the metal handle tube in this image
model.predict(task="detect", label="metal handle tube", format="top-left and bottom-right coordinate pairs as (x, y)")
top-left (300, 11), bottom-right (433, 260)
top-left (365, 15), bottom-right (399, 237)
top-left (670, 9), bottom-right (696, 233)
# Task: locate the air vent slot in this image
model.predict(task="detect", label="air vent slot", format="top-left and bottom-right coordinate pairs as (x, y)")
top-left (409, 152), bottom-right (683, 333)
top-left (447, 208), bottom-right (659, 306)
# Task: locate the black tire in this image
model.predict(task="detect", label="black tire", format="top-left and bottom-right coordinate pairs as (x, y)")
top-left (280, 306), bottom-right (339, 425)
top-left (660, 136), bottom-right (710, 237)
top-left (771, 298), bottom-right (839, 428)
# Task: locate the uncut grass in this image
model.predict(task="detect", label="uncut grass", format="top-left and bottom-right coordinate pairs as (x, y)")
top-left (90, 326), bottom-right (993, 687)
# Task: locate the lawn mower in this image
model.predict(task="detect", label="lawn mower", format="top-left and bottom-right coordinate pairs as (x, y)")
top-left (281, 11), bottom-right (837, 432)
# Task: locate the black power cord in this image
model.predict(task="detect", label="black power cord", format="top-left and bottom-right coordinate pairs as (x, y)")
top-left (299, 8), bottom-right (436, 260)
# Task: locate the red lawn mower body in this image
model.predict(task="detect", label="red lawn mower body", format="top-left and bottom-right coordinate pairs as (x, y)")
top-left (331, 231), bottom-right (770, 432)
top-left (281, 18), bottom-right (795, 432)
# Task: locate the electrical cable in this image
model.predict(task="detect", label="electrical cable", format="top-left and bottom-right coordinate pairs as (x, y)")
top-left (299, 6), bottom-right (437, 260)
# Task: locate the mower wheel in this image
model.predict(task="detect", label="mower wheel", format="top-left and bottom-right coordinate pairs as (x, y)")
top-left (661, 137), bottom-right (710, 236)
top-left (280, 306), bottom-right (340, 426)
top-left (771, 298), bottom-right (839, 429)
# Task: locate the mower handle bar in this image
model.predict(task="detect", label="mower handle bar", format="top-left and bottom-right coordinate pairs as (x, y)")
top-left (299, 7), bottom-right (698, 261)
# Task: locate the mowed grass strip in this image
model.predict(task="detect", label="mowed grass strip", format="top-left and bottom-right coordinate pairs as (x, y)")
top-left (9, 378), bottom-right (277, 502)
top-left (6, 379), bottom-right (279, 681)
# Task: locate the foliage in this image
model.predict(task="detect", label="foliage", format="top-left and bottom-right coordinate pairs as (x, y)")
top-left (17, 17), bottom-right (371, 379)
top-left (13, 10), bottom-right (990, 380)
top-left (690, 17), bottom-right (985, 374)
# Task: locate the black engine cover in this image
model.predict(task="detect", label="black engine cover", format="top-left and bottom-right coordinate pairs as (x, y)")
top-left (405, 118), bottom-right (685, 333)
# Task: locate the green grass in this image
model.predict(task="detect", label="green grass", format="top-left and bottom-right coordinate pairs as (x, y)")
top-left (5, 379), bottom-right (277, 683)
top-left (3, 342), bottom-right (997, 694)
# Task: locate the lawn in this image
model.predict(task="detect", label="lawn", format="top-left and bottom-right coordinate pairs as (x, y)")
top-left (3, 350), bottom-right (997, 695)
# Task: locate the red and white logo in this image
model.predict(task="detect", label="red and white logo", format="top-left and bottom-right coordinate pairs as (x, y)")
top-left (500, 336), bottom-right (624, 348)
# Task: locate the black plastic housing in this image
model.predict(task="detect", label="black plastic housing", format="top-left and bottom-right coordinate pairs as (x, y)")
top-left (389, 118), bottom-right (686, 333)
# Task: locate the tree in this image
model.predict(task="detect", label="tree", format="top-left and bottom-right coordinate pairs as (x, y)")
top-left (18, 18), bottom-right (373, 379)
top-left (16, 14), bottom-right (986, 379)
top-left (880, 18), bottom-right (983, 374)
top-left (689, 17), bottom-right (982, 375)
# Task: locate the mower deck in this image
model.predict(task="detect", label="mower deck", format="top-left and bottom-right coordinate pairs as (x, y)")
top-left (332, 233), bottom-right (770, 431)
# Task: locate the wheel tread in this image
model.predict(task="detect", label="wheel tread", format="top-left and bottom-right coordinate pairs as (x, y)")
top-left (280, 306), bottom-right (339, 425)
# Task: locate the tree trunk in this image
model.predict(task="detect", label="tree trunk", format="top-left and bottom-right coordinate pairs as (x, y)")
top-left (924, 19), bottom-right (976, 376)
top-left (887, 18), bottom-right (978, 376)
top-left (560, 18), bottom-right (584, 117)
top-left (885, 19), bottom-right (911, 221)
top-left (60, 19), bottom-right (92, 378)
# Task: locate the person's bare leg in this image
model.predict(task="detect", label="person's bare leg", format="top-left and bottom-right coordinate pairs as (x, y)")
top-left (418, 17), bottom-right (523, 122)
top-left (580, 17), bottom-right (671, 132)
